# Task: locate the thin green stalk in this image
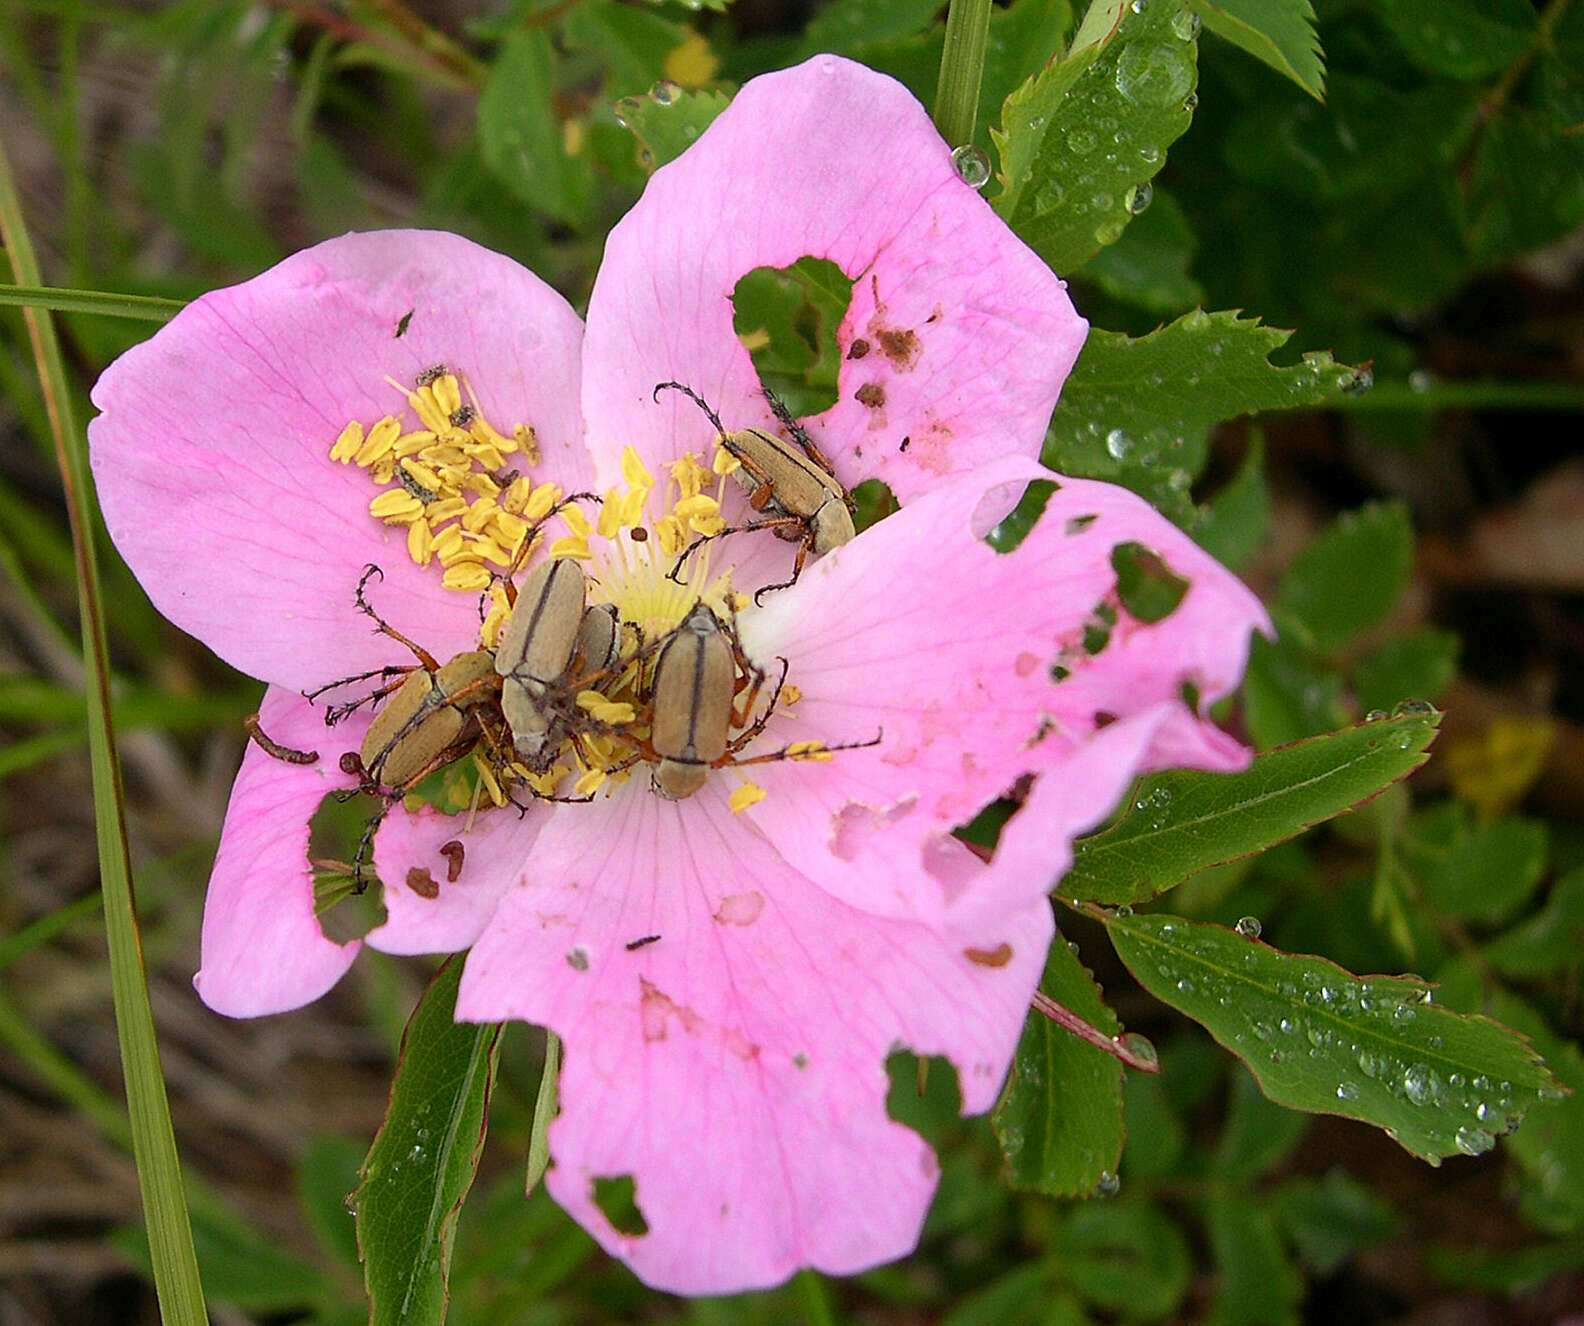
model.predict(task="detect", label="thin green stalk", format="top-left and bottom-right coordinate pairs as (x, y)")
top-left (0, 133), bottom-right (207, 1324)
top-left (933, 0), bottom-right (994, 148)
top-left (0, 283), bottom-right (184, 321)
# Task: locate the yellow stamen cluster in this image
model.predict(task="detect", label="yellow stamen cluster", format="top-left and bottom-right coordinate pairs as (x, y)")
top-left (329, 368), bottom-right (560, 596)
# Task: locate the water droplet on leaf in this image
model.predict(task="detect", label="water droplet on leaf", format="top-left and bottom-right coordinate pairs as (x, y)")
top-left (1125, 182), bottom-right (1154, 214)
top-left (649, 80), bottom-right (680, 105)
top-left (951, 144), bottom-right (991, 188)
top-left (1172, 10), bottom-right (1202, 40)
top-left (1235, 915), bottom-right (1262, 940)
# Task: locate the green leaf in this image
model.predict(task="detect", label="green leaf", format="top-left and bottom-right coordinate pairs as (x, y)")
top-left (1241, 633), bottom-right (1350, 750)
top-left (800, 0), bottom-right (947, 56)
top-left (477, 30), bottom-right (592, 225)
top-left (1273, 1170), bottom-right (1396, 1275)
top-left (1193, 0), bottom-right (1323, 98)
top-left (1063, 710), bottom-right (1439, 906)
top-left (1110, 540), bottom-right (1190, 622)
top-left (1468, 109), bottom-right (1584, 265)
top-left (1377, 0), bottom-right (1536, 81)
top-left (613, 84), bottom-right (731, 173)
top-left (1106, 913), bottom-right (1561, 1163)
top-left (115, 1207), bottom-right (327, 1315)
top-left (0, 283), bottom-right (184, 322)
top-left (731, 257), bottom-right (854, 418)
top-left (1120, 1070), bottom-right (1186, 1180)
top-left (563, 0), bottom-right (689, 96)
top-left (1053, 1202), bottom-right (1192, 1319)
top-left (1045, 311), bottom-right (1361, 524)
top-left (992, 937), bottom-right (1125, 1197)
top-left (1193, 435), bottom-right (1267, 570)
top-left (1276, 502), bottom-right (1413, 653)
top-left (1483, 867), bottom-right (1584, 979)
top-left (356, 958), bottom-right (500, 1326)
top-left (297, 1134), bottom-right (365, 1271)
top-left (1351, 628), bottom-right (1459, 715)
top-left (1212, 1069), bottom-right (1308, 1183)
top-left (994, 0), bottom-right (1198, 272)
top-left (1404, 804), bottom-right (1548, 925)
top-left (1205, 1196), bottom-right (1303, 1326)
top-left (1078, 186), bottom-right (1204, 315)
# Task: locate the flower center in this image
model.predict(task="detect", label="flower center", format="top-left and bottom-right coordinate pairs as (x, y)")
top-left (325, 368), bottom-right (824, 814)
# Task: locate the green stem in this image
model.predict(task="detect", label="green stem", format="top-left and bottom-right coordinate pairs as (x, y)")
top-left (933, 0), bottom-right (993, 148)
top-left (0, 283), bottom-right (184, 322)
top-left (0, 134), bottom-right (208, 1324)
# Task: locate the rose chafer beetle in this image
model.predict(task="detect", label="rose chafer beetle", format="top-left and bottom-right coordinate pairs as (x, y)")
top-left (653, 381), bottom-right (855, 601)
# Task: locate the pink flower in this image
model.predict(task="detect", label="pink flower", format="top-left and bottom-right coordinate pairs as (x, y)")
top-left (89, 56), bottom-right (1267, 1294)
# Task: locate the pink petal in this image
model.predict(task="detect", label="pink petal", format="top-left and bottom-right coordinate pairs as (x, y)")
top-left (732, 459), bottom-right (1269, 929)
top-left (365, 801), bottom-right (544, 956)
top-left (456, 787), bottom-right (1050, 1294)
top-left (583, 56), bottom-right (1085, 503)
top-left (89, 230), bottom-right (589, 691)
top-left (195, 687), bottom-right (363, 1016)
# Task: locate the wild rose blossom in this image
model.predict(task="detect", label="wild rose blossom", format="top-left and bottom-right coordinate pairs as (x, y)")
top-left (89, 57), bottom-right (1267, 1294)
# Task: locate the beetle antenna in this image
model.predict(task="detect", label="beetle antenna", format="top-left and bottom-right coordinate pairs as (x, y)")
top-left (653, 380), bottom-right (727, 438)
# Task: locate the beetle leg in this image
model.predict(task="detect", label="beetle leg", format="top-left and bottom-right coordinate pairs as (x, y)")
top-left (727, 727), bottom-right (884, 769)
top-left (243, 713), bottom-right (318, 765)
top-left (653, 380), bottom-right (728, 437)
top-left (751, 536), bottom-right (814, 605)
top-left (499, 490), bottom-right (601, 588)
top-left (668, 515), bottom-right (808, 586)
top-left (761, 386), bottom-right (840, 476)
top-left (354, 564), bottom-right (443, 671)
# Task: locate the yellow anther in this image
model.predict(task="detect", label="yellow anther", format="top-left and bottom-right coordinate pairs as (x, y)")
top-left (674, 493), bottom-right (722, 525)
top-left (433, 373), bottom-right (462, 418)
top-left (395, 430), bottom-right (438, 457)
top-left (713, 444), bottom-right (741, 476)
top-left (786, 741), bottom-right (833, 762)
top-left (574, 768), bottom-right (607, 798)
top-left (460, 471), bottom-right (501, 498)
top-left (655, 513), bottom-right (686, 556)
top-left (407, 518), bottom-right (434, 566)
top-left (622, 446), bottom-right (655, 492)
top-left (575, 691), bottom-right (635, 724)
top-left (619, 488), bottom-right (647, 527)
top-left (467, 443), bottom-right (505, 471)
top-left (780, 682), bottom-right (803, 706)
top-left (731, 591), bottom-right (752, 612)
top-left (548, 534), bottom-right (593, 561)
top-left (417, 442), bottom-right (465, 466)
top-left (671, 452), bottom-right (711, 499)
top-left (431, 525), bottom-right (465, 560)
top-left (354, 415), bottom-right (402, 467)
top-left (729, 782), bottom-right (767, 814)
top-left (427, 496), bottom-right (468, 524)
top-left (462, 497), bottom-right (498, 533)
top-left (473, 752), bottom-right (506, 807)
top-left (523, 483), bottom-right (564, 521)
top-left (408, 386), bottom-right (450, 434)
top-left (442, 563), bottom-right (492, 592)
top-left (330, 420), bottom-right (364, 463)
top-left (370, 490), bottom-right (423, 523)
top-left (370, 457), bottom-right (397, 486)
top-left (492, 510), bottom-right (529, 547)
top-left (400, 459), bottom-right (443, 493)
top-left (480, 584), bottom-right (511, 647)
top-left (513, 423), bottom-right (541, 464)
top-left (598, 491), bottom-right (624, 539)
top-left (560, 502), bottom-right (592, 537)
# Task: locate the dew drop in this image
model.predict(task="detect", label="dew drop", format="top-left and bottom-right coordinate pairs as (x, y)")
top-left (1115, 903), bottom-right (1134, 918)
top-left (1175, 977), bottom-right (1195, 995)
top-left (1094, 219), bottom-right (1127, 246)
top-left (1171, 9), bottom-right (1202, 40)
top-left (1337, 1082), bottom-right (1359, 1101)
top-left (1235, 916), bottom-right (1262, 940)
top-left (1120, 1032), bottom-right (1159, 1069)
top-left (1067, 127), bottom-right (1097, 155)
top-left (951, 144), bottom-right (991, 188)
top-left (1279, 1017), bottom-right (1296, 1035)
top-left (1125, 181), bottom-right (1154, 214)
top-left (1364, 709), bottom-right (1389, 722)
top-left (649, 79), bottom-right (680, 106)
top-left (1096, 1170), bottom-right (1122, 1195)
top-left (1403, 1063), bottom-right (1434, 1105)
top-left (1455, 1126), bottom-right (1495, 1157)
top-left (1139, 144), bottom-right (1162, 167)
top-left (1035, 179), bottom-right (1066, 212)
top-left (1182, 91), bottom-right (1199, 111)
top-left (1107, 428), bottom-right (1135, 461)
top-left (1252, 1021), bottom-right (1275, 1041)
top-left (613, 96), bottom-right (642, 128)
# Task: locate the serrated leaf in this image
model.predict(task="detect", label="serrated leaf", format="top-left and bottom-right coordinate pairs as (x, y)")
top-left (1404, 804), bottom-right (1548, 925)
top-left (564, 1), bottom-right (689, 96)
top-left (1063, 710), bottom-right (1439, 906)
top-left (1241, 632), bottom-right (1350, 749)
top-left (614, 84), bottom-right (731, 173)
top-left (1044, 311), bottom-right (1361, 524)
top-left (1468, 109), bottom-right (1584, 265)
top-left (1194, 0), bottom-right (1323, 99)
top-left (1276, 502), bottom-right (1413, 654)
top-left (356, 958), bottom-right (500, 1326)
top-left (1273, 1171), bottom-right (1396, 1275)
top-left (992, 938), bottom-right (1124, 1197)
top-left (477, 30), bottom-right (592, 225)
top-left (994, 0), bottom-right (1198, 272)
top-left (1106, 913), bottom-right (1561, 1163)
